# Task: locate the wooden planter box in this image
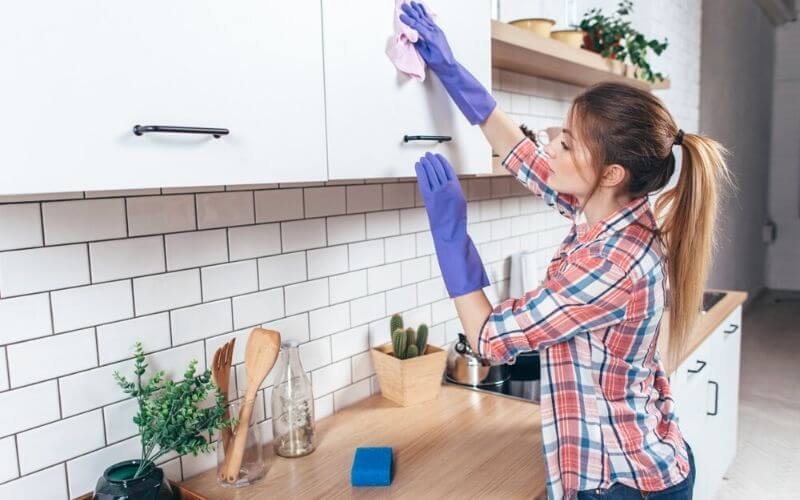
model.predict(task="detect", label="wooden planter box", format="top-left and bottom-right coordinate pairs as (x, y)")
top-left (371, 343), bottom-right (448, 406)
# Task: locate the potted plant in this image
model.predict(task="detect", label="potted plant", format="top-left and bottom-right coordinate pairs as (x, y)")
top-left (93, 343), bottom-right (231, 500)
top-left (371, 314), bottom-right (448, 406)
top-left (579, 0), bottom-right (668, 83)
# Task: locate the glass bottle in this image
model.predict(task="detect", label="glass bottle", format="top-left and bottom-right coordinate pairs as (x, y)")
top-left (271, 340), bottom-right (316, 457)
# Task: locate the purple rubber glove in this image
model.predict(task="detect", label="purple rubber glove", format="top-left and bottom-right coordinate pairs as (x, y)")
top-left (415, 152), bottom-right (489, 298)
top-left (399, 1), bottom-right (496, 125)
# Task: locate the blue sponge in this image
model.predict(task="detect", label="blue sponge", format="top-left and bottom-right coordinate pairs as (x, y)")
top-left (350, 447), bottom-right (393, 487)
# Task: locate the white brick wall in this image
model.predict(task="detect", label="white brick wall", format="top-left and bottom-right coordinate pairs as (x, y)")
top-left (0, 2), bottom-right (704, 495)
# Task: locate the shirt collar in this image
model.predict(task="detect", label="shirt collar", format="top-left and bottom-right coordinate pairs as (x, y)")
top-left (575, 196), bottom-right (654, 244)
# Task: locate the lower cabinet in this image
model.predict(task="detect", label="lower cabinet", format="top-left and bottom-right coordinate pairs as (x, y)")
top-left (669, 305), bottom-right (742, 500)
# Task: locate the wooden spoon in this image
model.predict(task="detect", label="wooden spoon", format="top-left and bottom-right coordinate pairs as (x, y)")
top-left (211, 338), bottom-right (235, 455)
top-left (223, 327), bottom-right (281, 483)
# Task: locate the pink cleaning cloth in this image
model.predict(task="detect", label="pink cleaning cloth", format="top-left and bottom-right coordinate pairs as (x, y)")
top-left (386, 0), bottom-right (435, 81)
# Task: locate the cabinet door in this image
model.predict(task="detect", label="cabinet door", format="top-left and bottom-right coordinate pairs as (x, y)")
top-left (322, 0), bottom-right (493, 180)
top-left (0, 1), bottom-right (327, 195)
top-left (672, 338), bottom-right (712, 500)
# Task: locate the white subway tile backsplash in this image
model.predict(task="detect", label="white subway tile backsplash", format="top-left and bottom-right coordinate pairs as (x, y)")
top-left (480, 199), bottom-right (501, 221)
top-left (285, 278), bottom-right (329, 315)
top-left (415, 231), bottom-right (435, 256)
top-left (346, 185), bottom-right (382, 213)
top-left (51, 280), bottom-right (133, 333)
top-left (399, 207), bottom-right (429, 233)
top-left (0, 244), bottom-right (89, 296)
top-left (201, 260), bottom-right (258, 302)
top-left (386, 284), bottom-right (417, 314)
top-left (333, 378), bottom-right (371, 411)
top-left (258, 252), bottom-right (307, 289)
top-left (17, 410), bottom-right (104, 474)
top-left (96, 313), bottom-right (170, 364)
top-left (66, 437), bottom-right (139, 499)
top-left (382, 183), bottom-right (415, 209)
top-left (0, 464), bottom-right (67, 500)
top-left (417, 277), bottom-right (448, 305)
top-left (0, 381), bottom-right (60, 436)
top-left (7, 328), bottom-right (96, 387)
top-left (0, 203), bottom-right (42, 251)
top-left (351, 351), bottom-right (375, 381)
top-left (401, 256), bottom-right (430, 285)
top-left (0, 435), bottom-right (17, 482)
top-left (331, 325), bottom-right (369, 362)
top-left (299, 337), bottom-right (331, 372)
top-left (127, 194), bottom-right (196, 236)
top-left (133, 269), bottom-right (201, 315)
top-left (89, 236), bottom-right (165, 282)
top-left (307, 245), bottom-right (348, 279)
top-left (348, 239), bottom-right (384, 271)
top-left (329, 270), bottom-right (367, 304)
top-left (311, 358), bottom-right (351, 397)
top-left (254, 188), bottom-right (304, 223)
top-left (232, 288), bottom-right (284, 329)
top-left (368, 316), bottom-right (392, 347)
top-left (314, 394), bottom-right (334, 421)
top-left (367, 263), bottom-right (401, 294)
top-left (42, 198), bottom-right (126, 245)
top-left (491, 218), bottom-right (512, 240)
top-left (350, 293), bottom-right (385, 326)
top-left (171, 299), bottom-right (232, 345)
top-left (304, 187), bottom-right (346, 218)
top-left (196, 191), bottom-right (254, 229)
top-left (365, 210), bottom-right (400, 239)
top-left (165, 229), bottom-right (228, 271)
top-left (327, 215), bottom-right (365, 245)
top-left (384, 234), bottom-right (416, 263)
top-left (0, 293), bottom-right (51, 345)
top-left (309, 303), bottom-right (350, 339)
top-left (0, 349), bottom-right (7, 391)
top-left (103, 399), bottom-right (138, 444)
top-left (264, 313), bottom-right (309, 345)
top-left (228, 223), bottom-right (281, 261)
top-left (432, 298), bottom-right (458, 325)
top-left (282, 218), bottom-right (326, 252)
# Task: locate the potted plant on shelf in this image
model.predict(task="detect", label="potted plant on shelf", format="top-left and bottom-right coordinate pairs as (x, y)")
top-left (92, 342), bottom-right (230, 500)
top-left (579, 0), bottom-right (668, 83)
top-left (371, 314), bottom-right (448, 406)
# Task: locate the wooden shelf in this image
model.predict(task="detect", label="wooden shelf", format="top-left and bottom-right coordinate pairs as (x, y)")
top-left (491, 20), bottom-right (670, 91)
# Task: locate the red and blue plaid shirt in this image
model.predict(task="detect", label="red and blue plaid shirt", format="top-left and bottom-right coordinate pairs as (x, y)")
top-left (478, 137), bottom-right (691, 499)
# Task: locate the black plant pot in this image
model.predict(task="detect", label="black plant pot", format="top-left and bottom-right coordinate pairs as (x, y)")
top-left (93, 460), bottom-right (173, 500)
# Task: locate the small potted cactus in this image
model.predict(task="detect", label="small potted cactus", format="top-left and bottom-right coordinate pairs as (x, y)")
top-left (371, 314), bottom-right (448, 406)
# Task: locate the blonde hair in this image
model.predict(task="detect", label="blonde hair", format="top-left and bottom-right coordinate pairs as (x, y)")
top-left (569, 82), bottom-right (733, 369)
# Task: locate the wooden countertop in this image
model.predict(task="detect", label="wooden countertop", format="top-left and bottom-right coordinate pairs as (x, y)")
top-left (183, 290), bottom-right (747, 499)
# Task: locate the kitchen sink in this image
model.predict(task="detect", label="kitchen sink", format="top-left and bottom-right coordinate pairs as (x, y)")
top-left (701, 291), bottom-right (727, 313)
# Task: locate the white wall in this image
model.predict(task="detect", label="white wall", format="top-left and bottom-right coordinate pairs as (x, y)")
top-left (766, 18), bottom-right (800, 290)
top-left (699, 0), bottom-right (776, 297)
top-left (0, 2), bottom-right (707, 498)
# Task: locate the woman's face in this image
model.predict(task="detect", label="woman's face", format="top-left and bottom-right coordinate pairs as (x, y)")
top-left (542, 125), bottom-right (597, 199)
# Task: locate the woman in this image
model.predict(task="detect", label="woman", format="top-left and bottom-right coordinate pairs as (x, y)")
top-left (400, 3), bottom-right (732, 499)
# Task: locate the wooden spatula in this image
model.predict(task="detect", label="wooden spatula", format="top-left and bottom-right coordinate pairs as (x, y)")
top-left (211, 338), bottom-right (235, 455)
top-left (223, 327), bottom-right (281, 483)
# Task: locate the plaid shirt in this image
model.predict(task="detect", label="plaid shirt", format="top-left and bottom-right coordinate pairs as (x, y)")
top-left (477, 137), bottom-right (691, 499)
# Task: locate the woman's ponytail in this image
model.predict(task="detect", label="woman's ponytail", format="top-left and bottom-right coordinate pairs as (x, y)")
top-left (653, 133), bottom-right (733, 369)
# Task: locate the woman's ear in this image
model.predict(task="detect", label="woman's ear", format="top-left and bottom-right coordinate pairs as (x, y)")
top-left (600, 163), bottom-right (627, 188)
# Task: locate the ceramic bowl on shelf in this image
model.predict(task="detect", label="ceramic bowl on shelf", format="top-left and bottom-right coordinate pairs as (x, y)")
top-left (551, 29), bottom-right (586, 49)
top-left (509, 18), bottom-right (556, 38)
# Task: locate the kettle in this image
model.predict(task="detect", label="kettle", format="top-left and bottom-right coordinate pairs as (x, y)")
top-left (446, 333), bottom-right (510, 387)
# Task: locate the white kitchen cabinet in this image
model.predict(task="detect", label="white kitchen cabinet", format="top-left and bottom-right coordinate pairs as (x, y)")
top-left (669, 305), bottom-right (742, 500)
top-left (322, 0), bottom-right (493, 180)
top-left (0, 1), bottom-right (328, 195)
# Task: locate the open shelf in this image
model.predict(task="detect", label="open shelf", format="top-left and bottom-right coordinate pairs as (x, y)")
top-left (491, 20), bottom-right (670, 91)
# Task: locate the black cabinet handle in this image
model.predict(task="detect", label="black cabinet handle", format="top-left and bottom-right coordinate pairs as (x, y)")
top-left (403, 135), bottom-right (452, 143)
top-left (687, 360), bottom-right (706, 374)
top-left (707, 380), bottom-right (719, 416)
top-left (133, 125), bottom-right (229, 139)
top-left (723, 324), bottom-right (739, 335)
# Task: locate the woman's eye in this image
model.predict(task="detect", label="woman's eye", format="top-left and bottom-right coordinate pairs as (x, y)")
top-left (561, 141), bottom-right (569, 150)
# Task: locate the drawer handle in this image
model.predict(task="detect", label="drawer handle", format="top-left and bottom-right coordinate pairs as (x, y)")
top-left (687, 359), bottom-right (706, 374)
top-left (403, 135), bottom-right (452, 143)
top-left (723, 324), bottom-right (739, 335)
top-left (133, 125), bottom-right (229, 139)
top-left (707, 380), bottom-right (719, 416)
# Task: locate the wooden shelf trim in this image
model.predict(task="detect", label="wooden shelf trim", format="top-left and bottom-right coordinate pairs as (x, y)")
top-left (491, 20), bottom-right (670, 91)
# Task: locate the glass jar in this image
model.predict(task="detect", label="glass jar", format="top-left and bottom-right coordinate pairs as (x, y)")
top-left (216, 392), bottom-right (267, 488)
top-left (271, 340), bottom-right (316, 457)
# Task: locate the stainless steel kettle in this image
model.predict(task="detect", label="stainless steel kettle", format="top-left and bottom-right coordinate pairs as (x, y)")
top-left (446, 333), bottom-right (510, 386)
